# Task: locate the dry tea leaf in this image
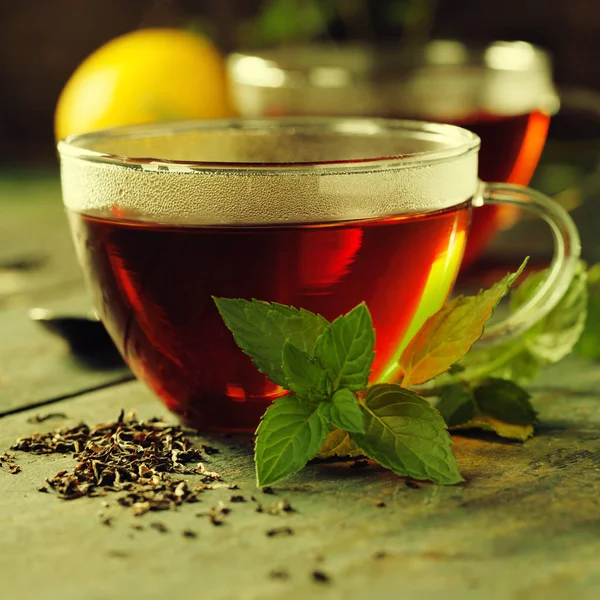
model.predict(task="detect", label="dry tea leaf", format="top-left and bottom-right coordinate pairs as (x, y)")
top-left (266, 526), bottom-right (294, 537)
top-left (11, 412), bottom-right (218, 512)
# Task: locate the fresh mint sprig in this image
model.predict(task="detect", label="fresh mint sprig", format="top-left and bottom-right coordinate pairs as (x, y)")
top-left (214, 258), bottom-right (589, 487)
top-left (215, 298), bottom-right (461, 486)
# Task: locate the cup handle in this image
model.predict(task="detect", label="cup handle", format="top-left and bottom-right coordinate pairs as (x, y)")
top-left (474, 181), bottom-right (581, 347)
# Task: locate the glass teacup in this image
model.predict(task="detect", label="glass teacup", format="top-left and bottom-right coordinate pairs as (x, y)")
top-left (58, 118), bottom-right (579, 431)
top-left (227, 41), bottom-right (560, 266)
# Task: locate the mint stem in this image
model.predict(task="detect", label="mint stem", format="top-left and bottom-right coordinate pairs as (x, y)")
top-left (457, 341), bottom-right (527, 383)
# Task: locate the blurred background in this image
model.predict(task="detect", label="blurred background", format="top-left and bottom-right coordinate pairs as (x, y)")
top-left (0, 0), bottom-right (599, 300)
top-left (1, 0), bottom-right (599, 165)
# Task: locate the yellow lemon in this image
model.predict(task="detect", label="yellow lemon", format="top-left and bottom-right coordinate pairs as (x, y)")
top-left (55, 28), bottom-right (235, 140)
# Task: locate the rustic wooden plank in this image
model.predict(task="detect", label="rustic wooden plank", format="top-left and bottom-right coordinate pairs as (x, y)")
top-left (1, 355), bottom-right (600, 600)
top-left (0, 171), bottom-right (132, 413)
top-left (0, 170), bottom-right (84, 310)
top-left (0, 291), bottom-right (131, 415)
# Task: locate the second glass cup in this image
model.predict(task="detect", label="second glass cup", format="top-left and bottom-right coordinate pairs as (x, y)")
top-left (228, 40), bottom-right (560, 266)
top-left (58, 118), bottom-right (579, 432)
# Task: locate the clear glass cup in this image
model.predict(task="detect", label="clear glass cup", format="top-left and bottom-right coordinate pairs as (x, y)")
top-left (57, 117), bottom-right (579, 432)
top-left (227, 40), bottom-right (560, 267)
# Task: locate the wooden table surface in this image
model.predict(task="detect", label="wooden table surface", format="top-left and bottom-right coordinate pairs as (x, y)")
top-left (2, 169), bottom-right (600, 600)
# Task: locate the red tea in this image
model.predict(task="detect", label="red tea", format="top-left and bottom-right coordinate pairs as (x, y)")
top-left (69, 205), bottom-right (469, 431)
top-left (450, 109), bottom-right (551, 265)
top-left (263, 107), bottom-right (550, 266)
top-left (241, 43), bottom-right (555, 265)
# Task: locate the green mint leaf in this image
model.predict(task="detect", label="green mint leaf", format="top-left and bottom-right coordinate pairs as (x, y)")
top-left (576, 289), bottom-right (600, 360)
top-left (314, 303), bottom-right (375, 391)
top-left (214, 298), bottom-right (328, 387)
top-left (316, 429), bottom-right (362, 459)
top-left (587, 263), bottom-right (600, 286)
top-left (436, 379), bottom-right (536, 441)
top-left (350, 384), bottom-right (463, 485)
top-left (254, 395), bottom-right (329, 487)
top-left (449, 259), bottom-right (588, 385)
top-left (575, 293), bottom-right (600, 360)
top-left (473, 379), bottom-right (537, 425)
top-left (399, 259), bottom-right (527, 386)
top-left (325, 388), bottom-right (365, 434)
top-left (575, 263), bottom-right (600, 360)
top-left (281, 342), bottom-right (331, 401)
top-left (511, 261), bottom-right (587, 364)
top-left (436, 385), bottom-right (477, 427)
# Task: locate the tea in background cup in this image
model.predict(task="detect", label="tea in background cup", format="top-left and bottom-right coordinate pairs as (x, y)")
top-left (58, 118), bottom-right (578, 431)
top-left (227, 41), bottom-right (560, 266)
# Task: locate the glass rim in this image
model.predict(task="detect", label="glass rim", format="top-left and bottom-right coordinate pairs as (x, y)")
top-left (228, 39), bottom-right (554, 89)
top-left (57, 117), bottom-right (480, 174)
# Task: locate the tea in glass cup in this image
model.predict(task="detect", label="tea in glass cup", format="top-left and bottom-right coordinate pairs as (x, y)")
top-left (58, 118), bottom-right (578, 431)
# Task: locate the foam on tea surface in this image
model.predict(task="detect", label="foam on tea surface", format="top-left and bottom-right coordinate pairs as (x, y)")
top-left (60, 119), bottom-right (478, 225)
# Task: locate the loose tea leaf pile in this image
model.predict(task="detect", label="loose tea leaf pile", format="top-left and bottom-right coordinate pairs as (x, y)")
top-left (0, 452), bottom-right (21, 474)
top-left (11, 410), bottom-right (221, 514)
